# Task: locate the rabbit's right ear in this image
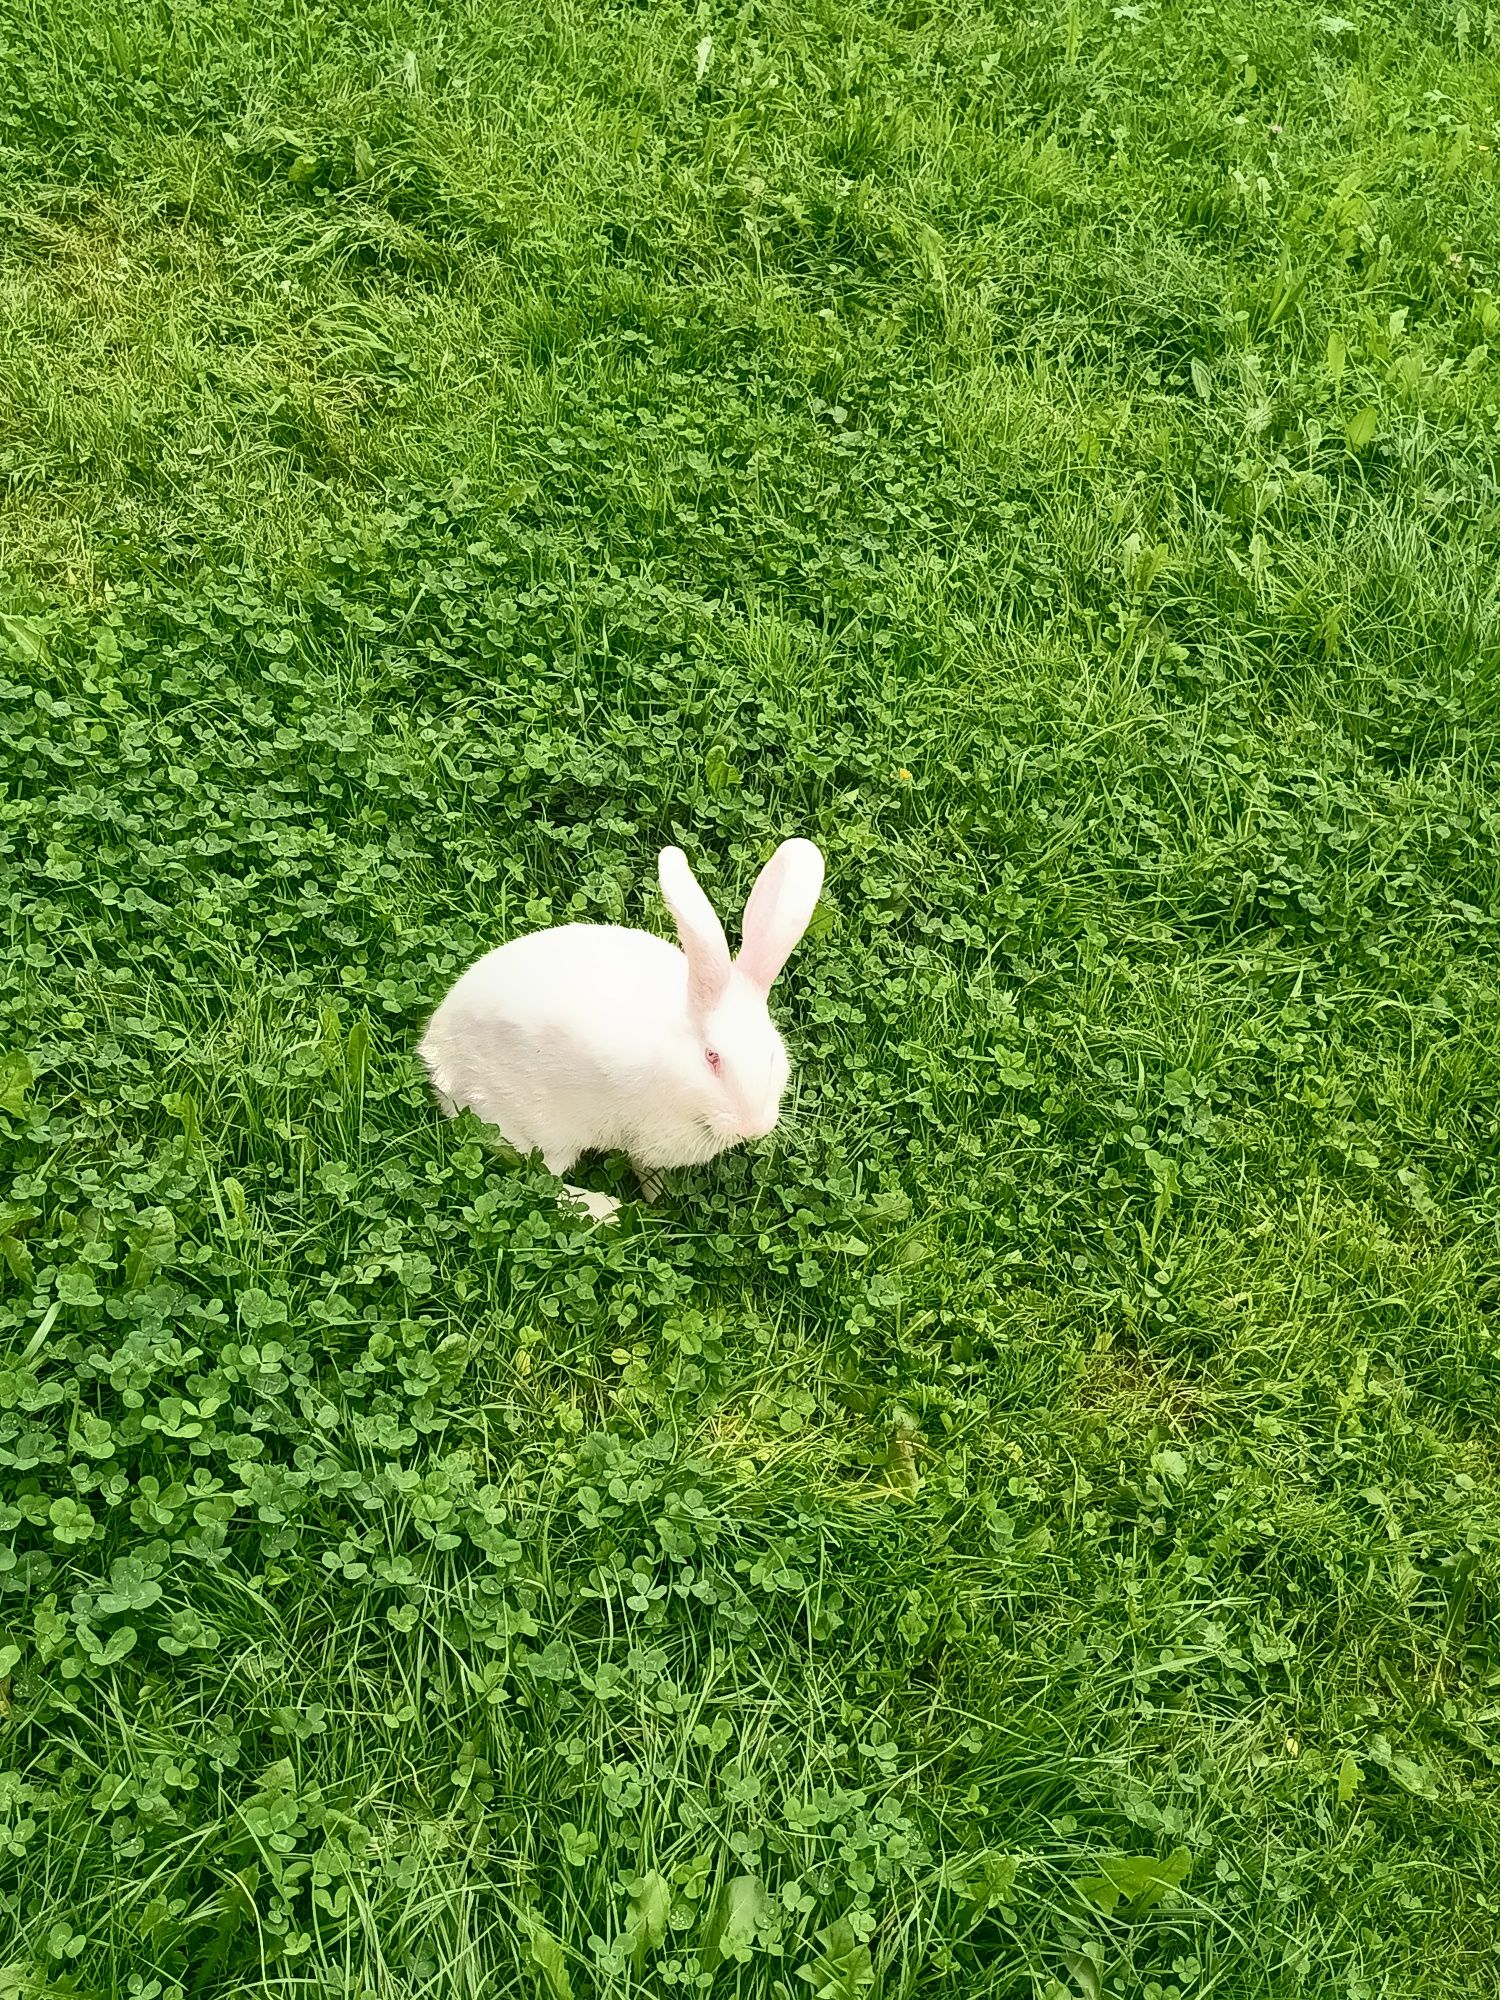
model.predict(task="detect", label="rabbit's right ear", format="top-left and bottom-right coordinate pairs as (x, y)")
top-left (659, 847), bottom-right (732, 1015)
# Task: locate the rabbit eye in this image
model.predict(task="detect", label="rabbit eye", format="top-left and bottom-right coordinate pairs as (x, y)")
top-left (704, 1048), bottom-right (722, 1073)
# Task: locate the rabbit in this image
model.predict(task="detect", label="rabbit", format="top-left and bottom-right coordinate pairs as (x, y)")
top-left (419, 838), bottom-right (825, 1221)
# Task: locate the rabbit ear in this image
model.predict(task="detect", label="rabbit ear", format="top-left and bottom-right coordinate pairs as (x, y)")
top-left (659, 847), bottom-right (732, 1015)
top-left (737, 839), bottom-right (825, 995)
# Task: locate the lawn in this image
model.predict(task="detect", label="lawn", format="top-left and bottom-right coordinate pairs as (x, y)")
top-left (2, 1), bottom-right (1499, 1994)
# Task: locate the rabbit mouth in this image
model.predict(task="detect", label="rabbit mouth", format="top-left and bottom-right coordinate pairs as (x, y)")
top-left (693, 1113), bottom-right (745, 1158)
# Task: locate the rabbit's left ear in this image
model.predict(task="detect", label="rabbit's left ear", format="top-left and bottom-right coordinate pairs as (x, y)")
top-left (737, 839), bottom-right (824, 995)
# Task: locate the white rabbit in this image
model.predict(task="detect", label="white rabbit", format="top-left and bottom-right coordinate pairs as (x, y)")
top-left (419, 838), bottom-right (825, 1221)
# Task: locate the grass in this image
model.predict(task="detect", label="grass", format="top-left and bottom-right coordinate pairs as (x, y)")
top-left (1, 0), bottom-right (1498, 1993)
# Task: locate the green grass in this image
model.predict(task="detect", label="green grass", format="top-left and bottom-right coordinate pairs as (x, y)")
top-left (1, 0), bottom-right (1499, 1993)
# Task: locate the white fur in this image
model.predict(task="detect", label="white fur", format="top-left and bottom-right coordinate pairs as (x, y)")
top-left (419, 840), bottom-right (824, 1211)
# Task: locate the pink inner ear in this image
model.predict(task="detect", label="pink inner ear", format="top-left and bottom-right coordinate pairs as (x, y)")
top-left (659, 846), bottom-right (732, 1013)
top-left (738, 839), bottom-right (824, 994)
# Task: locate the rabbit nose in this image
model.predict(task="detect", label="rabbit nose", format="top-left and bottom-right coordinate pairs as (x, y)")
top-left (744, 1095), bottom-right (780, 1139)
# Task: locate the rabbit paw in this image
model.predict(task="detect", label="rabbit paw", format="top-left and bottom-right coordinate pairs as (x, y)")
top-left (561, 1185), bottom-right (622, 1225)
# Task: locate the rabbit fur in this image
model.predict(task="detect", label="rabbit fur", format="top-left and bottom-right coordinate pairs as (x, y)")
top-left (419, 838), bottom-right (824, 1220)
